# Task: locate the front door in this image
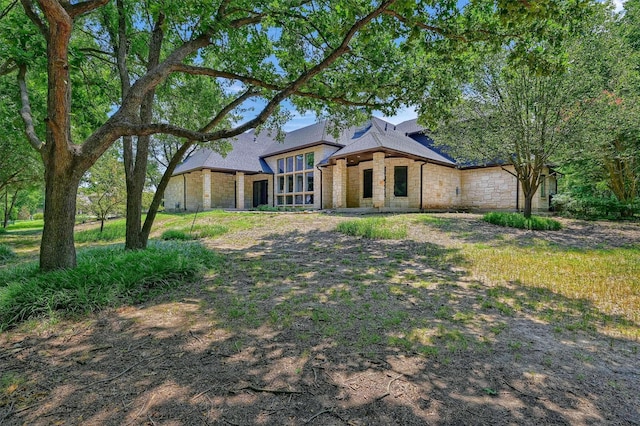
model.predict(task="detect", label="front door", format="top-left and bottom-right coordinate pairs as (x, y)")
top-left (253, 180), bottom-right (268, 207)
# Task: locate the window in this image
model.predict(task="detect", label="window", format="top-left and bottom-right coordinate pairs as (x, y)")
top-left (306, 172), bottom-right (314, 191)
top-left (540, 175), bottom-right (546, 198)
top-left (275, 151), bottom-right (316, 206)
top-left (278, 176), bottom-right (285, 193)
top-left (363, 169), bottom-right (373, 198)
top-left (394, 166), bottom-right (408, 197)
top-left (296, 174), bottom-right (304, 192)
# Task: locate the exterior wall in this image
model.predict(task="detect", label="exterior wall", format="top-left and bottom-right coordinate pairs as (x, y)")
top-left (243, 173), bottom-right (274, 209)
top-left (422, 163), bottom-right (461, 209)
top-left (346, 165), bottom-right (360, 207)
top-left (322, 166), bottom-right (333, 209)
top-left (211, 172), bottom-right (236, 209)
top-left (165, 176), bottom-right (185, 210)
top-left (384, 157), bottom-right (421, 209)
top-left (460, 166), bottom-right (518, 210)
top-left (263, 144), bottom-right (338, 209)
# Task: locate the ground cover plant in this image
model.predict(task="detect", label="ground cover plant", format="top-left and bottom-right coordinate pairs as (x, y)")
top-left (483, 211), bottom-right (562, 230)
top-left (0, 212), bottom-right (638, 425)
top-left (336, 216), bottom-right (408, 239)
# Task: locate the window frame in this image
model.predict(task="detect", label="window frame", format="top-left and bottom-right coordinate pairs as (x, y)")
top-left (275, 151), bottom-right (316, 207)
top-left (363, 168), bottom-right (373, 199)
top-left (393, 166), bottom-right (408, 197)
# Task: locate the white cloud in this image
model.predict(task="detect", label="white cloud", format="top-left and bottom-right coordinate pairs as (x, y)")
top-left (612, 0), bottom-right (627, 12)
top-left (374, 106), bottom-right (418, 125)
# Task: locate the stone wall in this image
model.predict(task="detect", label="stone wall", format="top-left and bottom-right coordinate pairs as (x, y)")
top-left (422, 163), bottom-right (461, 209)
top-left (460, 166), bottom-right (518, 210)
top-left (242, 173), bottom-right (273, 209)
top-left (384, 157), bottom-right (421, 209)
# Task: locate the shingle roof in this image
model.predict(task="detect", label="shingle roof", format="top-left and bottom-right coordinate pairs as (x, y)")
top-left (172, 116), bottom-right (456, 176)
top-left (173, 132), bottom-right (273, 175)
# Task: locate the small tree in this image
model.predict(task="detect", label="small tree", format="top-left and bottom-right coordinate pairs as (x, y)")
top-left (79, 147), bottom-right (126, 232)
top-left (435, 52), bottom-right (584, 218)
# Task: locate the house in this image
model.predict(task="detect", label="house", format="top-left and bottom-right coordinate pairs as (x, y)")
top-left (164, 117), bottom-right (557, 212)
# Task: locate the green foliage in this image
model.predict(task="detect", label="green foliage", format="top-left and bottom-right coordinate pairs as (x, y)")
top-left (0, 244), bottom-right (16, 263)
top-left (0, 241), bottom-right (220, 330)
top-left (483, 212), bottom-right (562, 230)
top-left (32, 213), bottom-right (43, 220)
top-left (161, 229), bottom-right (193, 241)
top-left (337, 217), bottom-right (407, 239)
top-left (5, 220), bottom-right (43, 231)
top-left (0, 227), bottom-right (6, 235)
top-left (552, 193), bottom-right (640, 219)
top-left (75, 220), bottom-right (126, 243)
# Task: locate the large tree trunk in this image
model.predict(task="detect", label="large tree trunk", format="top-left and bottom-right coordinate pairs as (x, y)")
top-left (40, 166), bottom-right (81, 270)
top-left (124, 155), bottom-right (146, 249)
top-left (523, 193), bottom-right (533, 219)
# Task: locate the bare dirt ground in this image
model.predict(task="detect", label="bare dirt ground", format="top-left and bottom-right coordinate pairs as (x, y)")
top-left (1, 213), bottom-right (639, 425)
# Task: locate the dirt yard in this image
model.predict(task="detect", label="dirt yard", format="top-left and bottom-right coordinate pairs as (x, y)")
top-left (1, 213), bottom-right (639, 425)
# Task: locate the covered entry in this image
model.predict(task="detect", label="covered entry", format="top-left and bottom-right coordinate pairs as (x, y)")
top-left (253, 180), bottom-right (268, 207)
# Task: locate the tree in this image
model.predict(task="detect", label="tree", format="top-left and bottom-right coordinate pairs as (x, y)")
top-left (3, 0), bottom-right (592, 270)
top-left (78, 145), bottom-right (126, 231)
top-left (434, 50), bottom-right (587, 217)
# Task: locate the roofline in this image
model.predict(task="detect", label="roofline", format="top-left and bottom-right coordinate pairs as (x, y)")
top-left (328, 148), bottom-right (456, 167)
top-left (260, 141), bottom-right (344, 159)
top-left (172, 166), bottom-right (272, 176)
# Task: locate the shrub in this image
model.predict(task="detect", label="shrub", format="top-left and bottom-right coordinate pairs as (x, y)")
top-left (161, 229), bottom-right (193, 240)
top-left (32, 213), bottom-right (44, 220)
top-left (552, 193), bottom-right (639, 220)
top-left (483, 212), bottom-right (562, 231)
top-left (0, 245), bottom-right (16, 263)
top-left (0, 241), bottom-right (221, 330)
top-left (337, 217), bottom-right (407, 239)
top-left (0, 227), bottom-right (6, 235)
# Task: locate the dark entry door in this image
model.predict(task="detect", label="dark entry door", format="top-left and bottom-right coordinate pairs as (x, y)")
top-left (253, 180), bottom-right (268, 207)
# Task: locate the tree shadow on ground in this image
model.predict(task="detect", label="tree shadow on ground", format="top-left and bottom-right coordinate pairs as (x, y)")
top-left (416, 213), bottom-right (640, 250)
top-left (1, 225), bottom-right (639, 425)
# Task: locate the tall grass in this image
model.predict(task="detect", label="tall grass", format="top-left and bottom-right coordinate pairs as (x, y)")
top-left (465, 244), bottom-right (640, 324)
top-left (0, 244), bottom-right (16, 263)
top-left (337, 217), bottom-right (407, 239)
top-left (5, 220), bottom-right (44, 231)
top-left (75, 219), bottom-right (127, 243)
top-left (483, 212), bottom-right (562, 230)
top-left (0, 241), bottom-right (221, 330)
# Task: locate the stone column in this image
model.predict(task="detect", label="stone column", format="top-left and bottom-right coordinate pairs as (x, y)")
top-left (236, 172), bottom-right (245, 209)
top-left (372, 152), bottom-right (385, 208)
top-left (332, 159), bottom-right (347, 208)
top-left (202, 170), bottom-right (211, 210)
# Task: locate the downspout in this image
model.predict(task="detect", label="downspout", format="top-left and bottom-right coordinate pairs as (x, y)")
top-left (419, 161), bottom-right (427, 212)
top-left (316, 165), bottom-right (323, 210)
top-left (515, 178), bottom-right (520, 212)
top-left (272, 175), bottom-right (275, 207)
top-left (182, 174), bottom-right (187, 211)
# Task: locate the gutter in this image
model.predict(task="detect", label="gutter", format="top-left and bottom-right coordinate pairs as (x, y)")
top-left (515, 178), bottom-right (520, 212)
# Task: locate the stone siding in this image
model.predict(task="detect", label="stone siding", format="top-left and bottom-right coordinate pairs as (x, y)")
top-left (422, 163), bottom-right (461, 209)
top-left (460, 166), bottom-right (518, 210)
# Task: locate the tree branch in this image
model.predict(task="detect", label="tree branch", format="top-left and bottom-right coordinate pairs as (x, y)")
top-left (64, 0), bottom-right (109, 18)
top-left (17, 64), bottom-right (44, 151)
top-left (0, 0), bottom-right (18, 20)
top-left (19, 0), bottom-right (47, 38)
top-left (0, 59), bottom-right (18, 76)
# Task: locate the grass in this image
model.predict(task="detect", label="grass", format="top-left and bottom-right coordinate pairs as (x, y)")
top-left (336, 217), bottom-right (407, 239)
top-left (75, 219), bottom-right (127, 243)
top-left (464, 244), bottom-right (640, 327)
top-left (483, 212), bottom-right (562, 230)
top-left (0, 244), bottom-right (16, 264)
top-left (0, 241), bottom-right (221, 330)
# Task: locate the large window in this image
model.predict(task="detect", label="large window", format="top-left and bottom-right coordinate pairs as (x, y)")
top-left (394, 166), bottom-right (408, 197)
top-left (363, 169), bottom-right (373, 198)
top-left (540, 175), bottom-right (546, 198)
top-left (276, 151), bottom-right (315, 206)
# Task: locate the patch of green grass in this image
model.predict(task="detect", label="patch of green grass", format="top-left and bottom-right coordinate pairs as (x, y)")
top-left (483, 212), bottom-right (562, 231)
top-left (0, 241), bottom-right (220, 330)
top-left (0, 227), bottom-right (6, 235)
top-left (161, 229), bottom-right (193, 240)
top-left (0, 245), bottom-right (16, 264)
top-left (5, 220), bottom-right (44, 231)
top-left (75, 219), bottom-right (127, 243)
top-left (336, 217), bottom-right (407, 240)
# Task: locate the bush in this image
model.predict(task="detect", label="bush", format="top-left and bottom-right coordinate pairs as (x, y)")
top-left (552, 193), bottom-right (639, 220)
top-left (32, 213), bottom-right (44, 220)
top-left (0, 241), bottom-right (221, 330)
top-left (483, 212), bottom-right (562, 230)
top-left (161, 229), bottom-right (193, 240)
top-left (337, 217), bottom-right (407, 239)
top-left (0, 245), bottom-right (16, 263)
top-left (0, 227), bottom-right (6, 235)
